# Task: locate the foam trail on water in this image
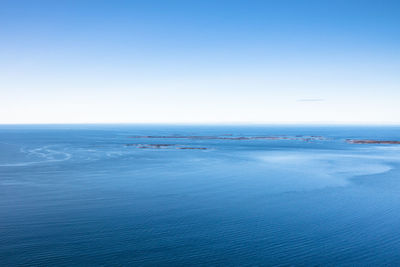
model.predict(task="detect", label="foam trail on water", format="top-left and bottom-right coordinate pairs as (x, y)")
top-left (0, 146), bottom-right (72, 167)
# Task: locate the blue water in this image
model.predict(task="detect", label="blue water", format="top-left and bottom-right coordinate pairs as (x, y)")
top-left (1, 125), bottom-right (400, 266)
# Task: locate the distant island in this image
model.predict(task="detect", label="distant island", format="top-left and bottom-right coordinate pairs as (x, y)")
top-left (346, 139), bottom-right (400, 144)
top-left (123, 136), bottom-right (400, 150)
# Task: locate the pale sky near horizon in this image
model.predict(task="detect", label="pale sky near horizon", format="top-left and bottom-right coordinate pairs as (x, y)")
top-left (1, 0), bottom-right (399, 124)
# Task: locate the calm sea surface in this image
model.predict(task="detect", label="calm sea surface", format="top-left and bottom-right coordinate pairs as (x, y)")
top-left (1, 125), bottom-right (400, 266)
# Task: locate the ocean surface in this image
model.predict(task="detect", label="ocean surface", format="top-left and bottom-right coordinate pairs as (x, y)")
top-left (1, 125), bottom-right (400, 266)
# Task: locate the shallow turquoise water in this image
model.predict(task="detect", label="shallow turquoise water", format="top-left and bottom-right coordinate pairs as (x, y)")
top-left (1, 125), bottom-right (400, 265)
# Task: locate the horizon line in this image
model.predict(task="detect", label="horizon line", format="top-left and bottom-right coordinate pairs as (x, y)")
top-left (1, 122), bottom-right (400, 126)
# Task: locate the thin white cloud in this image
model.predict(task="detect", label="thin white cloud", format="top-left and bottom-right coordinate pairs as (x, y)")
top-left (297, 98), bottom-right (325, 102)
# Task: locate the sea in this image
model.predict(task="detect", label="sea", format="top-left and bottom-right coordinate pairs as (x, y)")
top-left (1, 124), bottom-right (400, 266)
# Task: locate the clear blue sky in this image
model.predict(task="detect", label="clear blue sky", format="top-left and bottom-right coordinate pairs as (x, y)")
top-left (1, 0), bottom-right (399, 124)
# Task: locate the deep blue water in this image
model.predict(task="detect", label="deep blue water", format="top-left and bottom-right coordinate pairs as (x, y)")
top-left (1, 125), bottom-right (400, 266)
